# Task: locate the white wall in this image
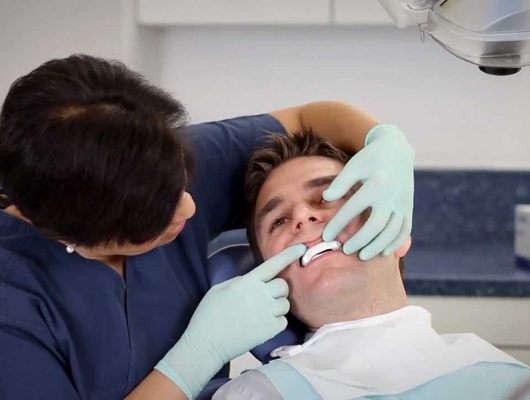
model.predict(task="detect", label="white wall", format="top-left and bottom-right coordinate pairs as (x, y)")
top-left (159, 26), bottom-right (530, 170)
top-left (2, 3), bottom-right (529, 170)
top-left (0, 0), bottom-right (121, 98)
top-left (0, 0), bottom-right (162, 100)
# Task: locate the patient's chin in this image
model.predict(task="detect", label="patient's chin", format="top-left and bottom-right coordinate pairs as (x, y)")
top-left (307, 256), bottom-right (363, 286)
top-left (290, 269), bottom-right (368, 326)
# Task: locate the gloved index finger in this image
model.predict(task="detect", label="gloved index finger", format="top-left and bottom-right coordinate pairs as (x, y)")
top-left (322, 182), bottom-right (372, 242)
top-left (249, 244), bottom-right (307, 282)
top-left (322, 158), bottom-right (363, 201)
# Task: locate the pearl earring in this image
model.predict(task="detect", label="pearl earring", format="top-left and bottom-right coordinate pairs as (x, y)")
top-left (66, 244), bottom-right (77, 254)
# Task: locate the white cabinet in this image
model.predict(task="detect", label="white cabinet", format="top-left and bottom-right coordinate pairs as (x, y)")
top-left (136, 0), bottom-right (396, 26)
top-left (332, 0), bottom-right (394, 25)
top-left (409, 296), bottom-right (530, 364)
top-left (136, 0), bottom-right (330, 26)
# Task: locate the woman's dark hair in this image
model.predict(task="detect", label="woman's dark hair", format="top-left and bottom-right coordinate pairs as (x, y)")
top-left (0, 54), bottom-right (193, 246)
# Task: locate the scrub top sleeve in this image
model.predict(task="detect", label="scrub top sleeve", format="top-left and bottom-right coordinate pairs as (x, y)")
top-left (184, 114), bottom-right (286, 239)
top-left (0, 326), bottom-right (80, 399)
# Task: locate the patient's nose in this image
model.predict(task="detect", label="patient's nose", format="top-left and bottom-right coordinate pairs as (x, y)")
top-left (295, 216), bottom-right (317, 230)
top-left (293, 206), bottom-right (323, 231)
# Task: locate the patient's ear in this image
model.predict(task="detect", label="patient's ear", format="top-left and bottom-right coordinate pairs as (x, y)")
top-left (395, 237), bottom-right (412, 258)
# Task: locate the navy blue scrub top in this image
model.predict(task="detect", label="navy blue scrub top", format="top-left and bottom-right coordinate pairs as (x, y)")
top-left (0, 114), bottom-right (285, 399)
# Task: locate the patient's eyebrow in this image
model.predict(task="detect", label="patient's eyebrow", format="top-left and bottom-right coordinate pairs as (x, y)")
top-left (256, 197), bottom-right (283, 228)
top-left (303, 175), bottom-right (337, 190)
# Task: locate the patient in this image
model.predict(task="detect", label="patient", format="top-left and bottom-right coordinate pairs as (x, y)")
top-left (213, 132), bottom-right (530, 400)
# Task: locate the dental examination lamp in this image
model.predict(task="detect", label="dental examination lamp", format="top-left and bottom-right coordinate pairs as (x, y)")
top-left (378, 0), bottom-right (530, 75)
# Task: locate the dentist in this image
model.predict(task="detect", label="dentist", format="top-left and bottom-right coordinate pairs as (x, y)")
top-left (0, 55), bottom-right (414, 399)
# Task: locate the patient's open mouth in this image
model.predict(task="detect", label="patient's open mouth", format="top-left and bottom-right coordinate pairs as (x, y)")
top-left (300, 241), bottom-right (342, 267)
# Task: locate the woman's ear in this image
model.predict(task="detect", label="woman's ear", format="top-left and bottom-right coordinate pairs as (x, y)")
top-left (395, 236), bottom-right (412, 258)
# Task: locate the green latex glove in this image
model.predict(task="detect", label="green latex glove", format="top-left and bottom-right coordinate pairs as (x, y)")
top-left (155, 243), bottom-right (306, 399)
top-left (322, 124), bottom-right (414, 260)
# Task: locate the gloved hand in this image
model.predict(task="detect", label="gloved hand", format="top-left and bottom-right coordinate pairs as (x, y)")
top-left (155, 243), bottom-right (306, 399)
top-left (322, 124), bottom-right (414, 260)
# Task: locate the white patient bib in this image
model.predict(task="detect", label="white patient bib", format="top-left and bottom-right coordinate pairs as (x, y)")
top-left (270, 306), bottom-right (526, 400)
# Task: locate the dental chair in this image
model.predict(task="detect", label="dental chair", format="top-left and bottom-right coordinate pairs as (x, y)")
top-left (198, 229), bottom-right (306, 400)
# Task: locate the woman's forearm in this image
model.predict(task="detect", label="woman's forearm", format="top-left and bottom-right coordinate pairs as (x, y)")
top-left (269, 100), bottom-right (379, 152)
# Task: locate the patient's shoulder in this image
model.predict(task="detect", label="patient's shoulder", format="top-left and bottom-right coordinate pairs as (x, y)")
top-left (213, 370), bottom-right (283, 400)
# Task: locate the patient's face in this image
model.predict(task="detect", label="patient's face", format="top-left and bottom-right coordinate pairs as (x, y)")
top-left (254, 156), bottom-right (396, 328)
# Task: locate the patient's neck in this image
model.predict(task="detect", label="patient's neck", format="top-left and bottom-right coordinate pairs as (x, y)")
top-left (308, 297), bottom-right (407, 332)
top-left (307, 295), bottom-right (408, 332)
top-left (306, 275), bottom-right (408, 332)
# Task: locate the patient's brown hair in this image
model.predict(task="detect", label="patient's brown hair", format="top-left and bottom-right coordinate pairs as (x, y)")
top-left (245, 131), bottom-right (405, 275)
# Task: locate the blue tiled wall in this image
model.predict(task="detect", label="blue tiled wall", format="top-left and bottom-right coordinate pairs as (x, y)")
top-left (413, 170), bottom-right (530, 246)
top-left (406, 170), bottom-right (530, 296)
